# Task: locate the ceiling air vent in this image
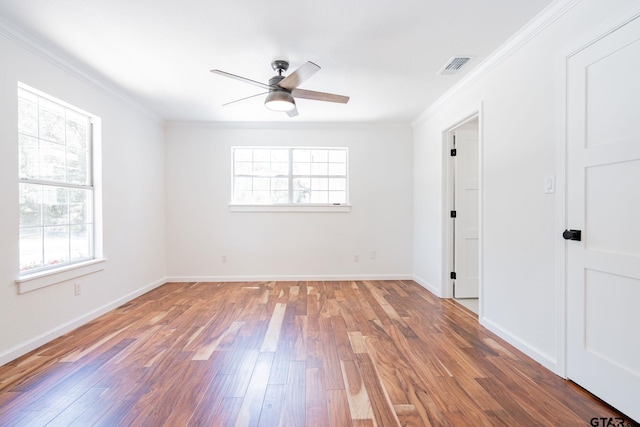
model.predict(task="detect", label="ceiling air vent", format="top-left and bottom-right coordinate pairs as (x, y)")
top-left (438, 56), bottom-right (474, 75)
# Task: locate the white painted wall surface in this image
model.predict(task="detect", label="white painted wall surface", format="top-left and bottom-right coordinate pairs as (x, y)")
top-left (165, 123), bottom-right (413, 280)
top-left (412, 0), bottom-right (639, 372)
top-left (3, 0), bottom-right (635, 384)
top-left (0, 31), bottom-right (167, 364)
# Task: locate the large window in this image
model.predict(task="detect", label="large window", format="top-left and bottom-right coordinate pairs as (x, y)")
top-left (232, 147), bottom-right (348, 205)
top-left (18, 86), bottom-right (95, 275)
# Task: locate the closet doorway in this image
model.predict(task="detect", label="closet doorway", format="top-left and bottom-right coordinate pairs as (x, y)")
top-left (446, 116), bottom-right (480, 314)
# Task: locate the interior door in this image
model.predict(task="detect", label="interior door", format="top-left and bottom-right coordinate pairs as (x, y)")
top-left (453, 121), bottom-right (479, 298)
top-left (566, 15), bottom-right (640, 422)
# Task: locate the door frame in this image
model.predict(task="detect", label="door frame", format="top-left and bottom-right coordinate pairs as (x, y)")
top-left (442, 109), bottom-right (483, 311)
top-left (556, 5), bottom-right (640, 379)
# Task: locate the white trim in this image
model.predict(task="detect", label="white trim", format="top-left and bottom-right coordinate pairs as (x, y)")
top-left (166, 274), bottom-right (413, 283)
top-left (441, 109), bottom-right (483, 302)
top-left (165, 120), bottom-right (411, 131)
top-left (411, 0), bottom-right (581, 127)
top-left (443, 126), bottom-right (455, 299)
top-left (229, 204), bottom-right (351, 213)
top-left (1, 276), bottom-right (168, 366)
top-left (477, 105), bottom-right (485, 320)
top-left (0, 16), bottom-right (162, 124)
top-left (412, 274), bottom-right (442, 297)
top-left (555, 38), bottom-right (569, 380)
top-left (481, 317), bottom-right (557, 373)
top-left (16, 258), bottom-right (107, 294)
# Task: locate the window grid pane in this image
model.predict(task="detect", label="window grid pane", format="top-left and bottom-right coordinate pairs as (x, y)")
top-left (233, 147), bottom-right (348, 205)
top-left (18, 86), bottom-right (94, 274)
top-left (292, 148), bottom-right (347, 204)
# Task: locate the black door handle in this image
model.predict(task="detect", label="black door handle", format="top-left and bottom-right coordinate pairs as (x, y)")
top-left (563, 229), bottom-right (581, 241)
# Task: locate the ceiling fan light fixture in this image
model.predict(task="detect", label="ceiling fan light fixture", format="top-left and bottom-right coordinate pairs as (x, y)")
top-left (264, 91), bottom-right (296, 112)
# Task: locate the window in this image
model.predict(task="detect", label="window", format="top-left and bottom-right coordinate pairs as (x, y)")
top-left (232, 147), bottom-right (349, 206)
top-left (18, 86), bottom-right (96, 275)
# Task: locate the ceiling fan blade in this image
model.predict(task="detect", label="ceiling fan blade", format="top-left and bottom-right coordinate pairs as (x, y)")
top-left (278, 61), bottom-right (321, 90)
top-left (287, 106), bottom-right (299, 118)
top-left (210, 69), bottom-right (272, 90)
top-left (292, 88), bottom-right (349, 104)
top-left (222, 92), bottom-right (269, 106)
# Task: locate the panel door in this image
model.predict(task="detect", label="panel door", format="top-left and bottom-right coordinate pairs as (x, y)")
top-left (566, 16), bottom-right (640, 422)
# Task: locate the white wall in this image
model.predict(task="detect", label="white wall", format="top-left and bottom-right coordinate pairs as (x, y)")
top-left (5, 0), bottom-right (635, 377)
top-left (412, 0), bottom-right (639, 372)
top-left (165, 123), bottom-right (413, 280)
top-left (0, 29), bottom-right (167, 364)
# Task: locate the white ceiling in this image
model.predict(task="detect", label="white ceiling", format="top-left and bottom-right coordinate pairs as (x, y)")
top-left (0, 0), bottom-right (554, 123)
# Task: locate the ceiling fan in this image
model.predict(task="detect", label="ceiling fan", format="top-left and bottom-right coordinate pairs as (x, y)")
top-left (210, 60), bottom-right (349, 117)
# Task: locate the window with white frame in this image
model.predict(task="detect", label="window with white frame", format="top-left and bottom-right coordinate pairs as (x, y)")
top-left (232, 147), bottom-right (348, 205)
top-left (18, 86), bottom-right (96, 275)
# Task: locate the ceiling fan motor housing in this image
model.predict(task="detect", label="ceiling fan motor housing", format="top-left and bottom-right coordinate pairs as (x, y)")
top-left (268, 75), bottom-right (286, 89)
top-left (265, 66), bottom-right (294, 111)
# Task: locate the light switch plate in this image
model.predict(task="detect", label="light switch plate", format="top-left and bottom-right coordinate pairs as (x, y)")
top-left (544, 175), bottom-right (556, 194)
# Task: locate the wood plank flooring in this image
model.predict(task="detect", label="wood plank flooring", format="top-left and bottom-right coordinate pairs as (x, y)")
top-left (0, 280), bottom-right (635, 426)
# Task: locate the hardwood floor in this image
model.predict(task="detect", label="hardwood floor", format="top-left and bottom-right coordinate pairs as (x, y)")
top-left (0, 280), bottom-right (634, 426)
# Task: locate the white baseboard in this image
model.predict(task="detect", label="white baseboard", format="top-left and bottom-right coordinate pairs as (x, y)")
top-left (480, 316), bottom-right (557, 373)
top-left (412, 274), bottom-right (442, 297)
top-left (411, 276), bottom-right (557, 375)
top-left (166, 274), bottom-right (414, 283)
top-left (0, 276), bottom-right (168, 366)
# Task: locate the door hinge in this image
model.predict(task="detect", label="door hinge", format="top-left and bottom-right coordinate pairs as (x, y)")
top-left (450, 210), bottom-right (457, 218)
top-left (450, 148), bottom-right (457, 156)
top-left (450, 272), bottom-right (457, 279)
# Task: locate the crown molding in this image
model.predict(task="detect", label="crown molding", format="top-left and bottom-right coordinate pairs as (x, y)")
top-left (165, 120), bottom-right (412, 131)
top-left (411, 0), bottom-right (581, 127)
top-left (0, 16), bottom-right (163, 124)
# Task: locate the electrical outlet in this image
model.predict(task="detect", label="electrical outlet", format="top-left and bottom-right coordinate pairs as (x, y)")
top-left (74, 283), bottom-right (81, 296)
top-left (222, 255), bottom-right (227, 263)
top-left (354, 254), bottom-right (360, 262)
top-left (370, 251), bottom-right (377, 260)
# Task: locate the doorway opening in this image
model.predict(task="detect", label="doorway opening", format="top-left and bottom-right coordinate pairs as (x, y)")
top-left (445, 115), bottom-right (480, 315)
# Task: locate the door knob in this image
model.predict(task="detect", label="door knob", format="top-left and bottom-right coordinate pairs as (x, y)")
top-left (563, 229), bottom-right (581, 241)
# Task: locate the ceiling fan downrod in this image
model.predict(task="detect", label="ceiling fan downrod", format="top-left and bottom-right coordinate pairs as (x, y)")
top-left (271, 60), bottom-right (289, 77)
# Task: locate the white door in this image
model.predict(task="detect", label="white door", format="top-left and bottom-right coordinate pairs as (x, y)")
top-left (453, 121), bottom-right (479, 298)
top-left (566, 16), bottom-right (640, 422)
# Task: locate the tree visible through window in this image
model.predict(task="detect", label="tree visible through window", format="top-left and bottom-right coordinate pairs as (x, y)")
top-left (18, 86), bottom-right (95, 274)
top-left (232, 147), bottom-right (348, 205)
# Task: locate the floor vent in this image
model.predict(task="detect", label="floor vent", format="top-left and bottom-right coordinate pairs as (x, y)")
top-left (438, 56), bottom-right (473, 75)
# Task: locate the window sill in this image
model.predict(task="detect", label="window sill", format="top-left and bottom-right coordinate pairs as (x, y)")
top-left (16, 258), bottom-right (106, 294)
top-left (229, 204), bottom-right (351, 213)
